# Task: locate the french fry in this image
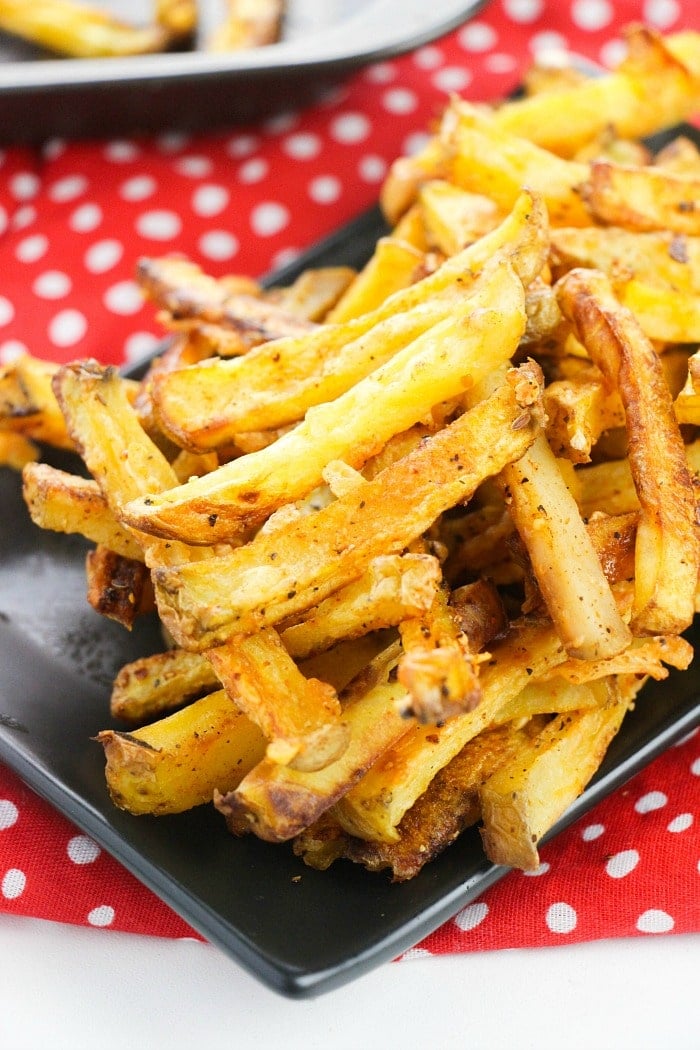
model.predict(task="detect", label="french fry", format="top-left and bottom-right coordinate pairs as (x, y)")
top-left (207, 0), bottom-right (284, 52)
top-left (207, 628), bottom-right (347, 772)
top-left (501, 432), bottom-right (632, 659)
top-left (97, 689), bottom-right (267, 816)
top-left (22, 462), bottom-right (144, 561)
top-left (147, 189), bottom-right (547, 452)
top-left (557, 268), bottom-right (700, 635)
top-left (479, 677), bottom-right (632, 870)
top-left (582, 161), bottom-right (700, 236)
top-left (0, 431), bottom-right (39, 470)
top-left (0, 353), bottom-right (74, 450)
top-left (85, 545), bottom-right (154, 629)
top-left (150, 362), bottom-right (544, 648)
top-left (324, 237), bottom-right (432, 324)
top-left (110, 648), bottom-right (219, 723)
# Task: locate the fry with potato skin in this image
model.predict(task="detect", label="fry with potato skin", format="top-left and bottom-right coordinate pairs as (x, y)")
top-left (151, 362), bottom-right (544, 649)
top-left (556, 268), bottom-right (700, 635)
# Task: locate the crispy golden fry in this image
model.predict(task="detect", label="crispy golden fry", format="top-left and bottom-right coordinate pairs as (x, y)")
top-left (126, 253), bottom-right (542, 545)
top-left (325, 238), bottom-right (431, 324)
top-left (295, 718), bottom-right (547, 881)
top-left (110, 647), bottom-right (219, 724)
top-left (381, 100), bottom-right (590, 227)
top-left (97, 689), bottom-right (267, 816)
top-left (582, 161), bottom-right (700, 236)
top-left (207, 628), bottom-right (346, 772)
top-left (490, 26), bottom-right (700, 159)
top-left (675, 348), bottom-right (700, 423)
top-left (52, 361), bottom-right (213, 568)
top-left (279, 553), bottom-right (441, 660)
top-left (543, 373), bottom-right (626, 463)
top-left (148, 190), bottom-right (548, 452)
top-left (0, 431), bottom-right (39, 470)
top-left (85, 545), bottom-right (154, 629)
top-left (654, 134), bottom-right (700, 176)
top-left (207, 0), bottom-right (284, 52)
top-left (539, 634), bottom-right (693, 684)
top-left (269, 267), bottom-right (356, 323)
top-left (0, 353), bottom-right (73, 450)
top-left (151, 362), bottom-right (543, 648)
top-left (0, 0), bottom-right (187, 57)
top-left (417, 180), bottom-right (502, 256)
top-left (479, 678), bottom-right (631, 870)
top-left (501, 432), bottom-right (631, 659)
top-left (557, 268), bottom-right (700, 635)
top-left (214, 646), bottom-right (412, 841)
top-left (22, 462), bottom-right (144, 561)
top-left (155, 0), bottom-right (196, 36)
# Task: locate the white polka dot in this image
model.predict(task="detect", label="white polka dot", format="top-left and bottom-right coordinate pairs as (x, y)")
top-left (198, 230), bottom-right (239, 262)
top-left (358, 154), bottom-right (387, 183)
top-left (157, 131), bottom-right (189, 153)
top-left (282, 132), bottom-right (321, 161)
top-left (119, 175), bottom-right (157, 202)
top-left (643, 0), bottom-right (680, 30)
top-left (9, 172), bottom-right (40, 201)
top-left (545, 901), bottom-right (577, 934)
top-left (581, 822), bottom-right (605, 842)
top-left (571, 0), bottom-right (613, 31)
top-left (2, 868), bottom-right (26, 899)
top-left (84, 239), bottom-right (124, 274)
top-left (454, 901), bottom-right (489, 932)
top-left (667, 812), bottom-right (693, 833)
top-left (690, 756), bottom-right (700, 776)
top-left (238, 157), bottom-right (269, 184)
top-left (530, 32), bottom-right (569, 57)
top-left (32, 270), bottom-right (71, 299)
top-left (504, 0), bottom-right (544, 22)
top-left (270, 246), bottom-right (300, 270)
top-left (522, 861), bottom-right (550, 877)
top-left (16, 233), bottom-right (48, 263)
top-left (11, 204), bottom-right (36, 231)
top-left (413, 46), bottom-right (444, 70)
top-left (0, 340), bottom-right (29, 363)
top-left (250, 201), bottom-right (290, 237)
top-left (264, 111), bottom-right (298, 135)
top-left (0, 205), bottom-right (7, 236)
top-left (104, 280), bottom-right (143, 316)
top-left (599, 38), bottom-right (628, 69)
top-left (69, 202), bottom-right (103, 232)
top-left (48, 309), bottom-right (88, 347)
top-left (432, 67), bottom-right (473, 93)
top-left (191, 184), bottom-right (229, 217)
top-left (104, 140), bottom-right (139, 163)
top-left (605, 849), bottom-right (640, 879)
top-left (43, 138), bottom-right (66, 161)
top-left (174, 155), bottom-right (213, 178)
top-left (635, 790), bottom-right (668, 813)
top-left (226, 133), bottom-right (260, 158)
top-left (330, 112), bottom-right (371, 145)
top-left (636, 909), bottom-right (674, 934)
top-left (364, 61), bottom-right (396, 84)
top-left (400, 947), bottom-right (433, 960)
top-left (382, 88), bottom-right (418, 115)
top-left (403, 131), bottom-right (432, 157)
top-left (87, 904), bottom-right (115, 927)
top-left (0, 799), bottom-right (19, 829)
top-left (0, 296), bottom-right (15, 326)
top-left (485, 53), bottom-right (519, 75)
top-left (458, 21), bottom-right (497, 52)
top-left (123, 330), bottom-right (160, 364)
top-left (49, 174), bottom-right (88, 203)
top-left (67, 834), bottom-right (101, 864)
top-left (673, 727), bottom-right (698, 747)
top-left (308, 175), bottom-right (342, 205)
top-left (135, 209), bottom-right (182, 240)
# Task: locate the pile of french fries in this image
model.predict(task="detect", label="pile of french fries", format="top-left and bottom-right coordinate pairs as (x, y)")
top-left (0, 0), bottom-right (285, 58)
top-left (4, 24), bottom-right (700, 880)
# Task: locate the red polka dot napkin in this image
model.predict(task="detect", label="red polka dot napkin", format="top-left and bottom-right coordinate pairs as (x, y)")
top-left (1, 1), bottom-right (699, 957)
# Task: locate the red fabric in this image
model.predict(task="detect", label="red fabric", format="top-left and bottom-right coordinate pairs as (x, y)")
top-left (1, 0), bottom-right (699, 957)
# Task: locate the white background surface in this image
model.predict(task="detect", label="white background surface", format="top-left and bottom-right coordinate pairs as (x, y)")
top-left (0, 915), bottom-right (697, 1050)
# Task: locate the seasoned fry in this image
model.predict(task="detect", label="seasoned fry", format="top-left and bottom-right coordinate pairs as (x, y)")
top-left (110, 648), bottom-right (219, 723)
top-left (557, 268), bottom-right (700, 635)
top-left (0, 353), bottom-right (73, 451)
top-left (85, 545), bottom-right (154, 629)
top-left (97, 689), bottom-right (267, 816)
top-left (151, 362), bottom-right (543, 648)
top-left (582, 161), bottom-right (700, 236)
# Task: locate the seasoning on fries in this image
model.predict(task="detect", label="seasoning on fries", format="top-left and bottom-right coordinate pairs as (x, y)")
top-left (4, 24), bottom-right (700, 880)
